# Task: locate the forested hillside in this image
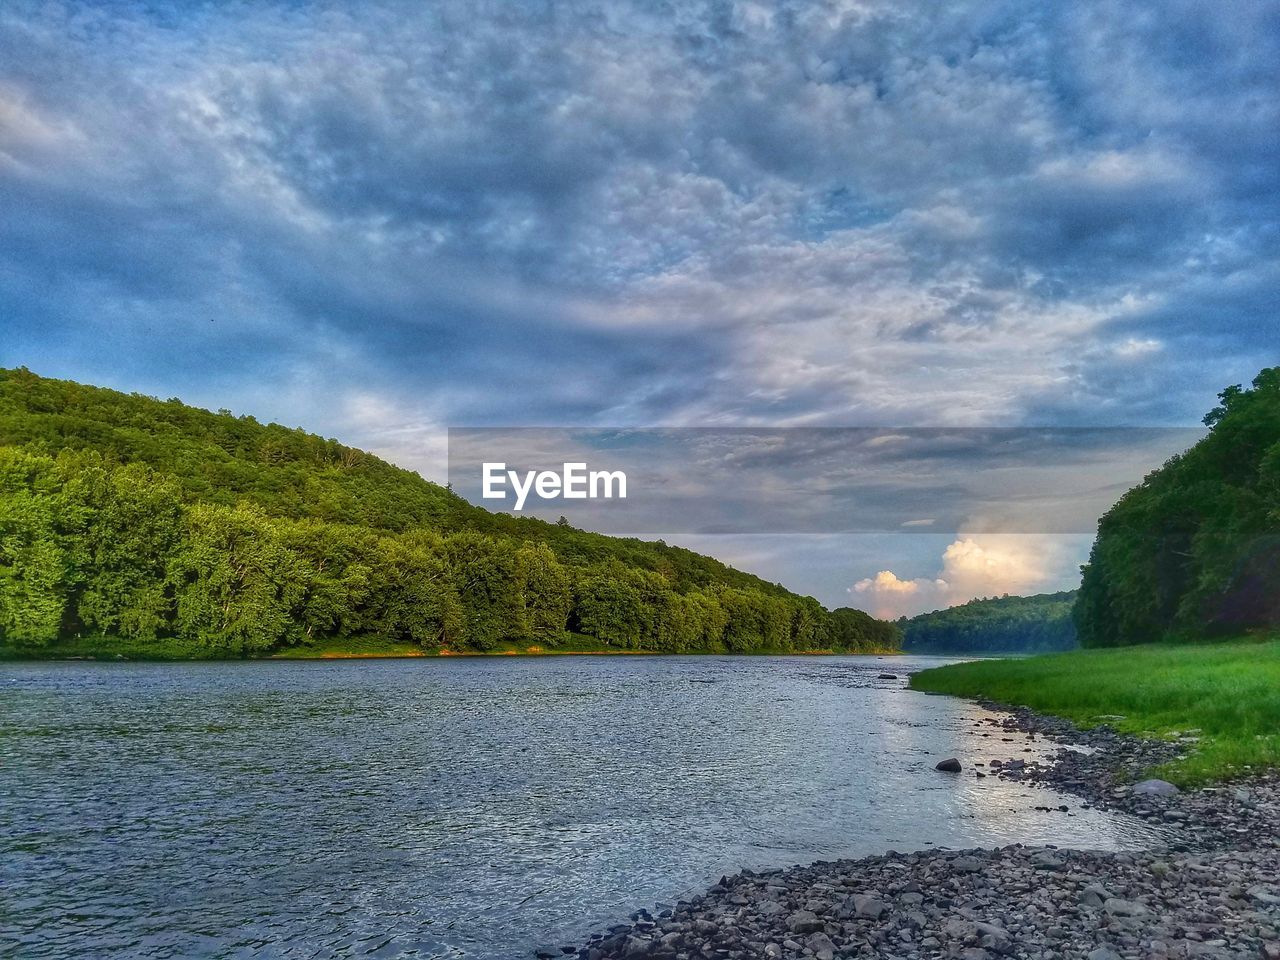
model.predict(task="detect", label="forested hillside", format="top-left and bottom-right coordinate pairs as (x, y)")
top-left (900, 592), bottom-right (1077, 654)
top-left (0, 368), bottom-right (899, 656)
top-left (1075, 367), bottom-right (1280, 647)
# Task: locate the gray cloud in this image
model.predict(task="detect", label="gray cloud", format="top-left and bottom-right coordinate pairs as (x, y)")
top-left (1, 0), bottom-right (1275, 602)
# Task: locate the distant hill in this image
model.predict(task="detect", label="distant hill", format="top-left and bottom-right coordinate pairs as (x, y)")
top-left (0, 368), bottom-right (899, 656)
top-left (900, 591), bottom-right (1078, 654)
top-left (1076, 367), bottom-right (1280, 647)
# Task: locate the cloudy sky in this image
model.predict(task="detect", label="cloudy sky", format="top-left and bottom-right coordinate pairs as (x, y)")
top-left (2, 1), bottom-right (1276, 615)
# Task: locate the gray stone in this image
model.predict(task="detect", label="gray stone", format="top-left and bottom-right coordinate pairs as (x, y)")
top-left (1103, 898), bottom-right (1148, 917)
top-left (1031, 851), bottom-right (1065, 870)
top-left (953, 856), bottom-right (983, 873)
top-left (786, 910), bottom-right (824, 934)
top-left (807, 932), bottom-right (837, 960)
top-left (1079, 883), bottom-right (1112, 907)
top-left (941, 917), bottom-right (976, 940)
top-left (936, 758), bottom-right (963, 772)
top-left (1131, 778), bottom-right (1180, 797)
top-left (975, 921), bottom-right (1009, 950)
top-left (1087, 948), bottom-right (1123, 960)
top-left (854, 894), bottom-right (889, 919)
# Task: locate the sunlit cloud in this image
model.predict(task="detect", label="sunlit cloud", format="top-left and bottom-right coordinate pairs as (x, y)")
top-left (851, 534), bottom-right (1089, 619)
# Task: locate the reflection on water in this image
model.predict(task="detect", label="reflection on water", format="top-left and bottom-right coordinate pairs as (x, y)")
top-left (1, 656), bottom-right (1165, 958)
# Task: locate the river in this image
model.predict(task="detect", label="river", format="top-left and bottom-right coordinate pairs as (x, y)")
top-left (1, 655), bottom-right (1166, 958)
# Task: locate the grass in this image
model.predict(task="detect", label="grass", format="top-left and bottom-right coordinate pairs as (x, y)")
top-left (267, 635), bottom-right (428, 658)
top-left (0, 634), bottom-right (229, 661)
top-left (909, 636), bottom-right (1280, 786)
top-left (2, 631), bottom-right (901, 661)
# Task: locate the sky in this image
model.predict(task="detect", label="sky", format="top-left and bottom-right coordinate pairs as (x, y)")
top-left (2, 1), bottom-right (1277, 616)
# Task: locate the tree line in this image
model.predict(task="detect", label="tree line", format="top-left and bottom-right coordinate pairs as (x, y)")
top-left (0, 370), bottom-right (900, 656)
top-left (900, 591), bottom-right (1077, 654)
top-left (1075, 367), bottom-right (1280, 647)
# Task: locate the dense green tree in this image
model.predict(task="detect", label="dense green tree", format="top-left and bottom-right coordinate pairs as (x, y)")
top-left (443, 532), bottom-right (528, 649)
top-left (69, 460), bottom-right (184, 640)
top-left (365, 532), bottom-right (463, 646)
top-left (900, 593), bottom-right (1075, 654)
top-left (0, 368), bottom-right (902, 657)
top-left (170, 504), bottom-right (313, 653)
top-left (572, 562), bottom-right (649, 649)
top-left (514, 541), bottom-right (572, 642)
top-left (720, 589), bottom-right (791, 651)
top-left (830, 606), bottom-right (906, 653)
top-left (1076, 368), bottom-right (1280, 646)
top-left (0, 449), bottom-right (68, 646)
top-left (791, 595), bottom-right (834, 650)
top-left (278, 521), bottom-right (379, 641)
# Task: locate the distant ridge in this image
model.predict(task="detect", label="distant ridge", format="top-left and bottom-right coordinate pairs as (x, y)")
top-left (900, 591), bottom-right (1077, 654)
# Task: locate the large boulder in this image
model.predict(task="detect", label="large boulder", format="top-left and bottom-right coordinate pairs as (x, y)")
top-left (1131, 778), bottom-right (1180, 797)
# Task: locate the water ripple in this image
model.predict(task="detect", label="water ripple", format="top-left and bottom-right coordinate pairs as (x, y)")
top-left (1, 656), bottom-right (1165, 958)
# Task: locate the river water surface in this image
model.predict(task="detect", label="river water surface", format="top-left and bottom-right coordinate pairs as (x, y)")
top-left (2, 655), bottom-right (1166, 958)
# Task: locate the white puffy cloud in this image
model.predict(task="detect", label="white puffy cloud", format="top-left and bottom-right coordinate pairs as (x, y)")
top-left (851, 534), bottom-right (1087, 619)
top-left (850, 570), bottom-right (949, 620)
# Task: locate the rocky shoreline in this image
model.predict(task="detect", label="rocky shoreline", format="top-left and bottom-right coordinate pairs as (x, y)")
top-left (555, 702), bottom-right (1279, 960)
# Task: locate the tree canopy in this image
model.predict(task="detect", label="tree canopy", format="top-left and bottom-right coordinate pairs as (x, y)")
top-left (0, 368), bottom-right (900, 656)
top-left (1075, 367), bottom-right (1280, 647)
top-left (900, 592), bottom-right (1078, 654)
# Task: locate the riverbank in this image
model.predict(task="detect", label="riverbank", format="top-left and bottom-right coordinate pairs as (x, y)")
top-left (562, 673), bottom-right (1280, 960)
top-left (565, 838), bottom-right (1279, 960)
top-left (0, 635), bottom-right (902, 661)
top-left (909, 638), bottom-right (1280, 785)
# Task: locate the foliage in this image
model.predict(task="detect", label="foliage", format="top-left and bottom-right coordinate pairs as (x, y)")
top-left (829, 606), bottom-right (903, 653)
top-left (0, 368), bottom-right (901, 657)
top-left (900, 591), bottom-right (1077, 654)
top-left (1075, 368), bottom-right (1280, 647)
top-left (909, 637), bottom-right (1280, 785)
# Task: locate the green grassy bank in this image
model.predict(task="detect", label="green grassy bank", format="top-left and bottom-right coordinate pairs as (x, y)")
top-left (910, 637), bottom-right (1280, 786)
